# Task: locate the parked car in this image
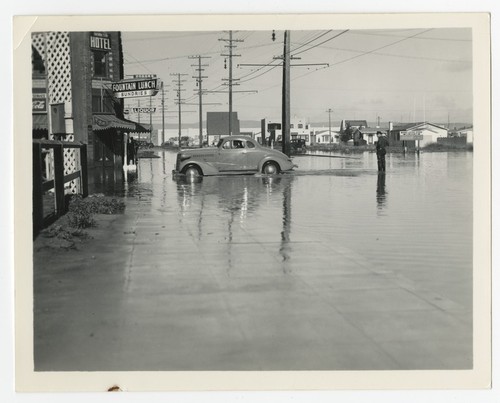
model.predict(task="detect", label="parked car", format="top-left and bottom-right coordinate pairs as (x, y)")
top-left (274, 138), bottom-right (307, 154)
top-left (173, 136), bottom-right (296, 177)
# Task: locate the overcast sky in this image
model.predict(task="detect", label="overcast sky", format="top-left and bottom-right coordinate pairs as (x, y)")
top-left (121, 28), bottom-right (472, 126)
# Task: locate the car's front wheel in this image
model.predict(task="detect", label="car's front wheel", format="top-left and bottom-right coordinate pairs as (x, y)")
top-left (183, 165), bottom-right (202, 177)
top-left (262, 161), bottom-right (280, 175)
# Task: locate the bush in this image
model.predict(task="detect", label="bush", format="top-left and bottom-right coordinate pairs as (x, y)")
top-left (67, 195), bottom-right (96, 228)
top-left (65, 194), bottom-right (125, 229)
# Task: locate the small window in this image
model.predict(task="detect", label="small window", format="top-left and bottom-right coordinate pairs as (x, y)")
top-left (298, 124), bottom-right (303, 129)
top-left (32, 46), bottom-right (45, 76)
top-left (246, 141), bottom-right (255, 149)
top-left (290, 124), bottom-right (294, 128)
top-left (233, 140), bottom-right (244, 148)
top-left (93, 50), bottom-right (107, 78)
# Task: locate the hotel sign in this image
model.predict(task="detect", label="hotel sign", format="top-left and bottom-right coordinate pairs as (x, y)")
top-left (90, 32), bottom-right (111, 51)
top-left (112, 79), bottom-right (159, 98)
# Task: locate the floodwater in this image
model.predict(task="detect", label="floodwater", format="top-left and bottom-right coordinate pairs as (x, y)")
top-left (91, 149), bottom-right (473, 310)
top-left (43, 149), bottom-right (472, 371)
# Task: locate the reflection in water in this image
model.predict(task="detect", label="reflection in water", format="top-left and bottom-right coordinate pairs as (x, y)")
top-left (89, 166), bottom-right (129, 196)
top-left (280, 180), bottom-right (293, 274)
top-left (376, 172), bottom-right (387, 211)
top-left (173, 174), bottom-right (296, 276)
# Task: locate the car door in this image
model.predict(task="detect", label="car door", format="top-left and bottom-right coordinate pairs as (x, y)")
top-left (244, 140), bottom-right (262, 171)
top-left (216, 139), bottom-right (247, 172)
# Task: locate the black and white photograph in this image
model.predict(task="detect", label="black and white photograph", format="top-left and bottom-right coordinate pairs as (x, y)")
top-left (12, 12), bottom-right (492, 393)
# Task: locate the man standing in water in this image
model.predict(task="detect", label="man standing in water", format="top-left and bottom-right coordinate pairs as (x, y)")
top-left (375, 131), bottom-right (389, 172)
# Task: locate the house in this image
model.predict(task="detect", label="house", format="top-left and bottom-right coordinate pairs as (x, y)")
top-left (311, 127), bottom-right (342, 144)
top-left (390, 122), bottom-right (448, 147)
top-left (457, 126), bottom-right (474, 144)
top-left (340, 120), bottom-right (368, 132)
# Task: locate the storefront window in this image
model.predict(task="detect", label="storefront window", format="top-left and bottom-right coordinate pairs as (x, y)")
top-left (92, 90), bottom-right (114, 113)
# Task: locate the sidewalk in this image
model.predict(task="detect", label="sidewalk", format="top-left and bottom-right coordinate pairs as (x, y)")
top-left (33, 192), bottom-right (472, 371)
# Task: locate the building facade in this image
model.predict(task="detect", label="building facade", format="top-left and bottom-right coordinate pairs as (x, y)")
top-left (32, 31), bottom-right (135, 172)
top-left (260, 117), bottom-right (314, 145)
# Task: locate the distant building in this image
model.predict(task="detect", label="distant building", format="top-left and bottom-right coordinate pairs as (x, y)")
top-left (261, 117), bottom-right (313, 145)
top-left (457, 126), bottom-right (474, 144)
top-left (391, 122), bottom-right (448, 147)
top-left (207, 112), bottom-right (240, 141)
top-left (340, 120), bottom-right (368, 132)
top-left (312, 127), bottom-right (341, 144)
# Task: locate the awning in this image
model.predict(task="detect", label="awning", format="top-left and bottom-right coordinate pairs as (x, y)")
top-left (93, 113), bottom-right (137, 132)
top-left (32, 114), bottom-right (48, 130)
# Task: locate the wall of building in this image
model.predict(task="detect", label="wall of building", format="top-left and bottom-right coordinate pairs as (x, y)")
top-left (69, 32), bottom-right (124, 167)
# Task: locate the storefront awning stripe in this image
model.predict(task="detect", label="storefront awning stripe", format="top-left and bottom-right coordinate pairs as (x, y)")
top-left (92, 114), bottom-right (137, 131)
top-left (32, 114), bottom-right (48, 130)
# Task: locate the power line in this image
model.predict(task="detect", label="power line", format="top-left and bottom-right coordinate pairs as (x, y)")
top-left (289, 28), bottom-right (436, 84)
top-left (291, 30), bottom-right (349, 57)
top-left (349, 29), bottom-right (471, 42)
top-left (289, 30), bottom-right (333, 53)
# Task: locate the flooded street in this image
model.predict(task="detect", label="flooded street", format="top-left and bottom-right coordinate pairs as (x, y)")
top-left (99, 149), bottom-right (472, 308)
top-left (35, 149), bottom-right (472, 371)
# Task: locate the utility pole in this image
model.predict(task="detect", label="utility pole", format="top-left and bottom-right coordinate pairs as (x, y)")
top-left (137, 99), bottom-right (141, 124)
top-left (220, 31), bottom-right (243, 136)
top-left (189, 55), bottom-right (210, 147)
top-left (327, 108), bottom-right (333, 143)
top-left (282, 30), bottom-right (291, 156)
top-left (239, 30), bottom-right (328, 156)
top-left (149, 95), bottom-right (153, 144)
top-left (171, 73), bottom-right (188, 149)
top-left (161, 81), bottom-right (165, 145)
top-left (377, 115), bottom-right (381, 128)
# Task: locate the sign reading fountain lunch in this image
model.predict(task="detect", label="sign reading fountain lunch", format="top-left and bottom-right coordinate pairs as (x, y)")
top-left (112, 78), bottom-right (159, 98)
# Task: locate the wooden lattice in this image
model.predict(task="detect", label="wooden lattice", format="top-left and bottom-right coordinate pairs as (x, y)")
top-left (32, 32), bottom-right (78, 193)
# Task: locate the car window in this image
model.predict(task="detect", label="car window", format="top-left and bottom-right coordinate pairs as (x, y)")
top-left (233, 140), bottom-right (244, 149)
top-left (246, 141), bottom-right (255, 149)
top-left (221, 140), bottom-right (232, 149)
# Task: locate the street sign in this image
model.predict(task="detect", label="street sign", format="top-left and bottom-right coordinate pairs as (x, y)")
top-left (132, 74), bottom-right (157, 79)
top-left (400, 131), bottom-right (424, 141)
top-left (112, 79), bottom-right (159, 98)
top-left (132, 107), bottom-right (156, 113)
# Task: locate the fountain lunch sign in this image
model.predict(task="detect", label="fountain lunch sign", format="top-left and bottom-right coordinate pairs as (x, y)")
top-left (112, 78), bottom-right (159, 98)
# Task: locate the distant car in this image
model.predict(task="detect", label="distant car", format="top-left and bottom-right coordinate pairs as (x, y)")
top-left (173, 136), bottom-right (296, 177)
top-left (275, 138), bottom-right (307, 154)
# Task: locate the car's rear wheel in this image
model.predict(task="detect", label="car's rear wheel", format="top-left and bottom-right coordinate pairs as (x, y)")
top-left (183, 165), bottom-right (202, 177)
top-left (262, 161), bottom-right (280, 175)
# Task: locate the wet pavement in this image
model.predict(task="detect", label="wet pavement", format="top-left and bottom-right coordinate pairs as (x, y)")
top-left (34, 149), bottom-right (473, 371)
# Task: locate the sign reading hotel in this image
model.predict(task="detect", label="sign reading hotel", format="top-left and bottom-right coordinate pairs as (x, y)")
top-left (90, 32), bottom-right (111, 51)
top-left (112, 79), bottom-right (159, 98)
top-left (400, 131), bottom-right (424, 141)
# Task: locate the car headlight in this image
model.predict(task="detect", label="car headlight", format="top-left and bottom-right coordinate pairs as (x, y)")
top-left (179, 154), bottom-right (191, 161)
